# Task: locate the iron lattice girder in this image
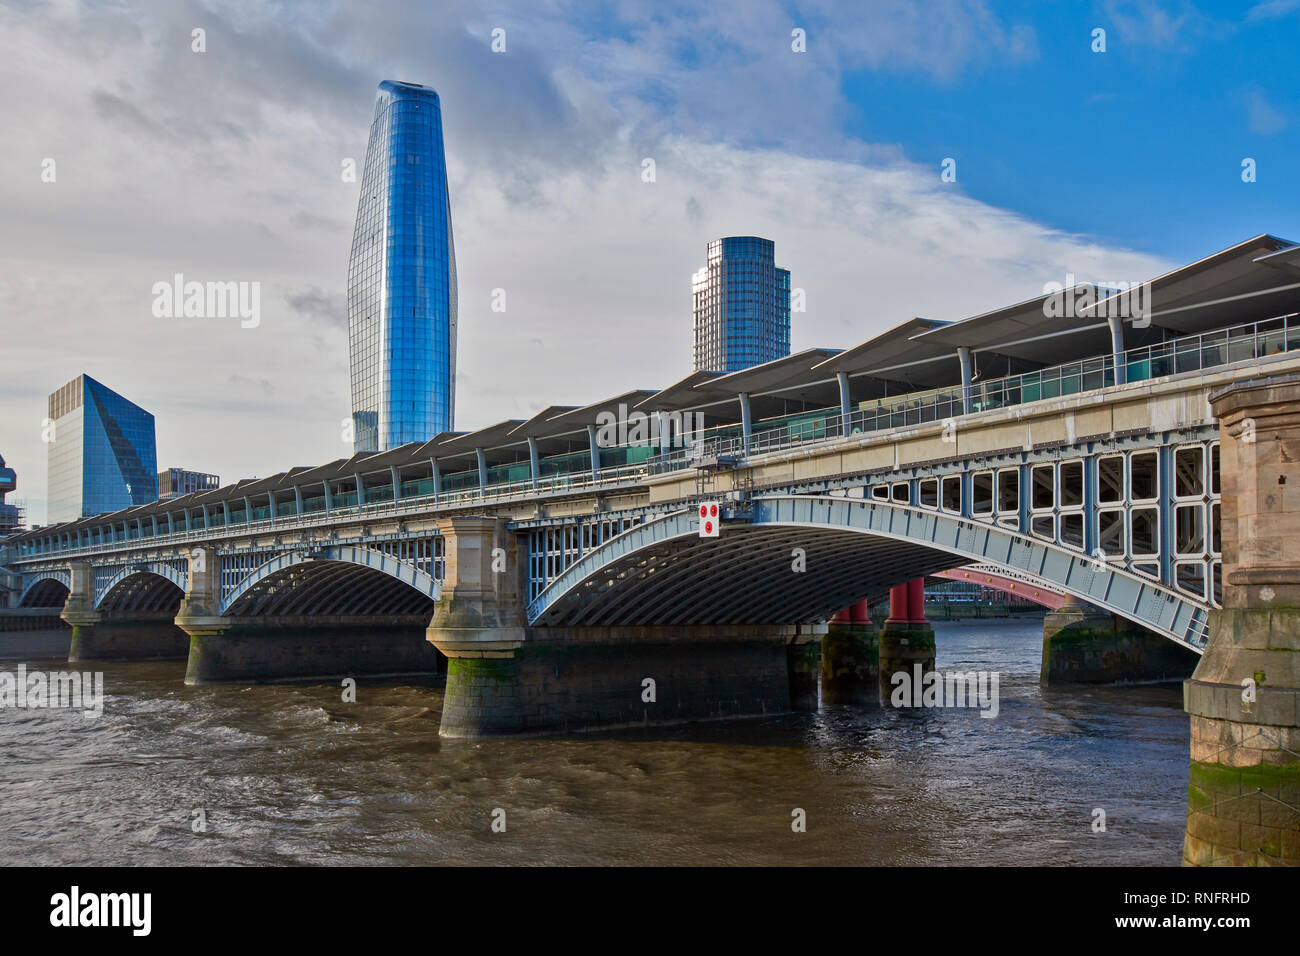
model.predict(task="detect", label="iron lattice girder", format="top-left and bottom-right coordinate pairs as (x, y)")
top-left (528, 495), bottom-right (1211, 651)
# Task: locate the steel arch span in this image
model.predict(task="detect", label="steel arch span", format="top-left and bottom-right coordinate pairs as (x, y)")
top-left (220, 545), bottom-right (440, 616)
top-left (527, 495), bottom-right (1211, 651)
top-left (18, 571), bottom-right (71, 608)
top-left (93, 564), bottom-right (189, 611)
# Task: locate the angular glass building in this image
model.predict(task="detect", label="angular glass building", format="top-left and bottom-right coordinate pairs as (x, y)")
top-left (347, 80), bottom-right (457, 453)
top-left (46, 375), bottom-right (157, 524)
top-left (692, 236), bottom-right (791, 373)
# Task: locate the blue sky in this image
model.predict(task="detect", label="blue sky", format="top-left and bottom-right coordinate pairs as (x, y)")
top-left (834, 0), bottom-right (1299, 257)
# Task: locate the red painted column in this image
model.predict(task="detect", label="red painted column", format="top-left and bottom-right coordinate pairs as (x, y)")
top-left (850, 599), bottom-right (870, 624)
top-left (880, 578), bottom-right (936, 702)
top-left (907, 578), bottom-right (928, 625)
top-left (831, 607), bottom-right (853, 624)
top-left (886, 584), bottom-right (909, 624)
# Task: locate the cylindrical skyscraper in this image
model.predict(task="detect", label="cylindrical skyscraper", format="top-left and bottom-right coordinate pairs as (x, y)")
top-left (348, 80), bottom-right (457, 452)
top-left (691, 236), bottom-right (790, 373)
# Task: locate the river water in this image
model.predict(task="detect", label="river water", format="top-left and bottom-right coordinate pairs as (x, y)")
top-left (0, 620), bottom-right (1189, 866)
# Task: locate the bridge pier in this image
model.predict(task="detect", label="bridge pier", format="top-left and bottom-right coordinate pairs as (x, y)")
top-left (1041, 596), bottom-right (1196, 684)
top-left (431, 623), bottom-right (816, 737)
top-left (0, 609), bottom-right (71, 660)
top-left (787, 624), bottom-right (823, 712)
top-left (426, 517), bottom-right (818, 735)
top-left (183, 618), bottom-right (442, 683)
top-left (69, 614), bottom-right (189, 662)
top-left (879, 580), bottom-right (935, 701)
top-left (1184, 376), bottom-right (1300, 866)
top-left (822, 600), bottom-right (879, 705)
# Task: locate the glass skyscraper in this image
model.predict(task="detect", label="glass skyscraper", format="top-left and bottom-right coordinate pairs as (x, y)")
top-left (45, 375), bottom-right (157, 524)
top-left (692, 236), bottom-right (791, 373)
top-left (348, 80), bottom-right (457, 453)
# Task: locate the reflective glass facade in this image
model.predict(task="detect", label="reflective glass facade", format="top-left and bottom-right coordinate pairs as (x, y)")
top-left (692, 236), bottom-right (791, 373)
top-left (348, 80), bottom-right (457, 453)
top-left (46, 375), bottom-right (157, 523)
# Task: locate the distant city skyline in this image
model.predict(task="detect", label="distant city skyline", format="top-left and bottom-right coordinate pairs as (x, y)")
top-left (3, 2), bottom-right (1297, 526)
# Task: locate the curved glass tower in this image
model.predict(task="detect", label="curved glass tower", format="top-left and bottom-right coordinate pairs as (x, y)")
top-left (348, 80), bottom-right (457, 453)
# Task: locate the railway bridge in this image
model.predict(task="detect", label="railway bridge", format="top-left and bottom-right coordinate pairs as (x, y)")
top-left (4, 235), bottom-right (1300, 864)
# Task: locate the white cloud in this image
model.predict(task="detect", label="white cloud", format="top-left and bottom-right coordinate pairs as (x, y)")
top-left (0, 0), bottom-right (1170, 526)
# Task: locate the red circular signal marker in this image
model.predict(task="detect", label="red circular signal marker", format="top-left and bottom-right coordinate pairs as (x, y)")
top-left (704, 521), bottom-right (713, 534)
top-left (709, 504), bottom-right (718, 517)
top-left (699, 505), bottom-right (707, 517)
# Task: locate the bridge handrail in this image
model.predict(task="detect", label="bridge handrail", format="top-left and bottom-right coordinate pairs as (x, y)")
top-left (8, 463), bottom-right (656, 563)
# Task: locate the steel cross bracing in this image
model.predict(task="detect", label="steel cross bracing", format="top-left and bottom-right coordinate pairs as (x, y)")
top-left (17, 568), bottom-right (71, 607)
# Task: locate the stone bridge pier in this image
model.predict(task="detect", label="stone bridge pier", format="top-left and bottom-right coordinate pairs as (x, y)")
top-left (1184, 375), bottom-right (1300, 866)
top-left (879, 579), bottom-right (935, 700)
top-left (822, 600), bottom-right (878, 705)
top-left (1041, 595), bottom-right (1197, 685)
top-left (61, 560), bottom-right (188, 661)
top-left (426, 517), bottom-right (822, 737)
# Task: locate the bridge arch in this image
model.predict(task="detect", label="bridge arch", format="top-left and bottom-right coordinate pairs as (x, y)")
top-left (19, 572), bottom-right (70, 608)
top-left (527, 495), bottom-right (1211, 651)
top-left (94, 564), bottom-right (189, 611)
top-left (220, 545), bottom-right (440, 616)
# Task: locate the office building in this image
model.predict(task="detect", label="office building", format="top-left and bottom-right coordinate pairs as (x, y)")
top-left (46, 375), bottom-right (157, 523)
top-left (158, 467), bottom-right (220, 500)
top-left (692, 236), bottom-right (791, 373)
top-left (0, 452), bottom-right (19, 535)
top-left (347, 80), bottom-right (458, 452)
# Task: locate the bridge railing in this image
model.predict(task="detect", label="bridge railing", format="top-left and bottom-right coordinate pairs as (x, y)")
top-left (9, 460), bottom-right (658, 562)
top-left (13, 313), bottom-right (1300, 562)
